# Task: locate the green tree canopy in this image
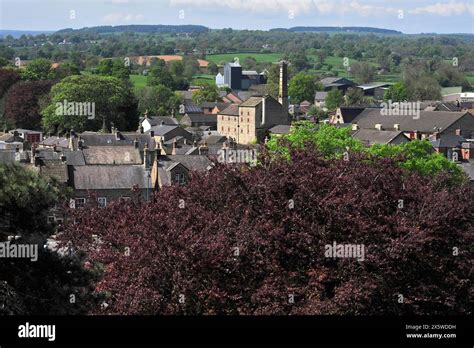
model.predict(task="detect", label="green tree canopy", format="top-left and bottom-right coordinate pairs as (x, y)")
top-left (192, 85), bottom-right (222, 105)
top-left (288, 72), bottom-right (320, 104)
top-left (21, 58), bottom-right (55, 81)
top-left (325, 88), bottom-right (344, 111)
top-left (267, 121), bottom-right (465, 183)
top-left (136, 84), bottom-right (181, 116)
top-left (42, 75), bottom-right (132, 133)
top-left (95, 58), bottom-right (130, 80)
top-left (384, 82), bottom-right (408, 102)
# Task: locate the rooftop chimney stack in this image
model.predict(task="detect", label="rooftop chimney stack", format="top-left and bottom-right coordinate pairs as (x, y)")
top-left (278, 61), bottom-right (289, 114)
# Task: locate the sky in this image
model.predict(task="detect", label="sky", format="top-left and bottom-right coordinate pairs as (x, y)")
top-left (0, 0), bottom-right (473, 34)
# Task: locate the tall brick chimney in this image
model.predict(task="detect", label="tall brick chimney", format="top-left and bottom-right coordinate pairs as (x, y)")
top-left (278, 61), bottom-right (288, 113)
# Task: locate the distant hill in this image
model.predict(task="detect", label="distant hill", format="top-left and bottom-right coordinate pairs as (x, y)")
top-left (56, 25), bottom-right (209, 34)
top-left (0, 30), bottom-right (53, 38)
top-left (270, 26), bottom-right (402, 35)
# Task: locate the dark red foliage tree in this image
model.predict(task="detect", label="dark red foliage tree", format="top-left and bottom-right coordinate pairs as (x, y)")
top-left (60, 147), bottom-right (473, 315)
top-left (4, 80), bottom-right (54, 130)
top-left (0, 68), bottom-right (20, 98)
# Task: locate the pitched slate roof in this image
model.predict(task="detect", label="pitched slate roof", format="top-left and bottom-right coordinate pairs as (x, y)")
top-left (71, 165), bottom-right (149, 190)
top-left (38, 159), bottom-right (68, 183)
top-left (183, 114), bottom-right (217, 123)
top-left (430, 134), bottom-right (465, 148)
top-left (199, 135), bottom-right (227, 145)
top-left (83, 146), bottom-right (142, 165)
top-left (352, 109), bottom-right (471, 133)
top-left (157, 155), bottom-right (212, 186)
top-left (201, 102), bottom-right (231, 110)
top-left (147, 125), bottom-right (179, 136)
top-left (337, 106), bottom-right (369, 123)
top-left (79, 132), bottom-right (155, 151)
top-left (0, 150), bottom-right (27, 163)
top-left (140, 116), bottom-right (179, 126)
top-left (39, 136), bottom-right (69, 148)
top-left (353, 129), bottom-right (407, 145)
top-left (166, 155), bottom-right (212, 172)
top-left (240, 96), bottom-right (263, 107)
top-left (219, 104), bottom-right (239, 116)
top-left (183, 99), bottom-right (202, 114)
top-left (315, 91), bottom-right (328, 101)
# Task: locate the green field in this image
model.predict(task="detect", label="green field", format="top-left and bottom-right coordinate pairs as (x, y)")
top-left (465, 74), bottom-right (474, 85)
top-left (206, 53), bottom-right (284, 65)
top-left (130, 74), bottom-right (147, 88)
top-left (191, 74), bottom-right (215, 86)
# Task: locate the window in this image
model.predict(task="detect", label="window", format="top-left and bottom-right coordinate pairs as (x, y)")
top-left (47, 216), bottom-right (55, 224)
top-left (75, 198), bottom-right (86, 208)
top-left (247, 118), bottom-right (249, 123)
top-left (55, 218), bottom-right (64, 225)
top-left (98, 197), bottom-right (107, 208)
top-left (175, 173), bottom-right (185, 185)
top-left (247, 111), bottom-right (250, 116)
top-left (221, 126), bottom-right (224, 132)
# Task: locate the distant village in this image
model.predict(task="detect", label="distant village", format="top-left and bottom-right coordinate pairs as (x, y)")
top-left (1, 58), bottom-right (474, 226)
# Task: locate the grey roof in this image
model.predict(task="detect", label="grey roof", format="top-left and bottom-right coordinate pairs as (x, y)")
top-left (219, 104), bottom-right (239, 116)
top-left (199, 135), bottom-right (227, 145)
top-left (353, 129), bottom-right (408, 145)
top-left (339, 106), bottom-right (371, 123)
top-left (183, 99), bottom-right (202, 114)
top-left (172, 144), bottom-right (194, 155)
top-left (352, 109), bottom-right (470, 133)
top-left (0, 150), bottom-right (26, 163)
top-left (315, 91), bottom-right (328, 101)
top-left (240, 96), bottom-right (263, 107)
top-left (0, 133), bottom-right (24, 143)
top-left (63, 150), bottom-right (86, 166)
top-left (157, 155), bottom-right (212, 186)
top-left (147, 125), bottom-right (178, 136)
top-left (40, 136), bottom-right (69, 148)
top-left (200, 102), bottom-right (231, 110)
top-left (79, 132), bottom-right (155, 151)
top-left (430, 134), bottom-right (465, 148)
top-left (72, 165), bottom-right (149, 190)
top-left (38, 159), bottom-right (68, 183)
top-left (82, 146), bottom-right (142, 165)
top-left (357, 83), bottom-right (391, 90)
top-left (269, 125), bottom-right (291, 135)
top-left (166, 155), bottom-right (212, 172)
top-left (140, 116), bottom-right (179, 126)
top-left (36, 148), bottom-right (86, 166)
top-left (183, 113), bottom-right (217, 123)
top-left (320, 77), bottom-right (355, 87)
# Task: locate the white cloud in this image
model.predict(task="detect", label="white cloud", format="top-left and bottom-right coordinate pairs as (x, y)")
top-left (169, 0), bottom-right (473, 17)
top-left (102, 12), bottom-right (145, 24)
top-left (409, 1), bottom-right (474, 16)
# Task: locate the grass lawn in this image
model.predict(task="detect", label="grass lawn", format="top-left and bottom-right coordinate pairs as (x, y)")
top-left (191, 74), bottom-right (215, 86)
top-left (130, 74), bottom-right (147, 89)
top-left (464, 73), bottom-right (474, 86)
top-left (206, 53), bottom-right (284, 65)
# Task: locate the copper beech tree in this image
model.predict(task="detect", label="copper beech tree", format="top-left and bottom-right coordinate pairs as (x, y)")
top-left (60, 147), bottom-right (473, 315)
